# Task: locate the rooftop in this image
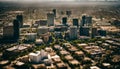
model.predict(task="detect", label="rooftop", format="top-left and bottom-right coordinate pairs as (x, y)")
top-left (69, 60), bottom-right (79, 65)
top-left (56, 62), bottom-right (67, 68)
top-left (60, 50), bottom-right (70, 55)
top-left (32, 64), bottom-right (46, 69)
top-left (75, 51), bottom-right (84, 55)
top-left (90, 66), bottom-right (100, 69)
top-left (64, 55), bottom-right (74, 61)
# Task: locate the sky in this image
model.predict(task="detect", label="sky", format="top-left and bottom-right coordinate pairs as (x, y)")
top-left (0, 0), bottom-right (119, 2)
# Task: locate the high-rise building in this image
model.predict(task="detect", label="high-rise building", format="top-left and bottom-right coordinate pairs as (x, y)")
top-left (73, 18), bottom-right (79, 27)
top-left (60, 11), bottom-right (64, 15)
top-left (66, 10), bottom-right (71, 17)
top-left (81, 15), bottom-right (86, 26)
top-left (69, 26), bottom-right (78, 39)
top-left (91, 28), bottom-right (98, 38)
top-left (98, 30), bottom-right (106, 36)
top-left (52, 9), bottom-right (56, 17)
top-left (54, 32), bottom-right (63, 39)
top-left (64, 31), bottom-right (70, 40)
top-left (13, 19), bottom-right (20, 39)
top-left (79, 27), bottom-right (90, 36)
top-left (62, 17), bottom-right (67, 25)
top-left (35, 20), bottom-right (47, 26)
top-left (37, 26), bottom-right (49, 35)
top-left (86, 16), bottom-right (92, 26)
top-left (39, 20), bottom-right (47, 26)
top-left (16, 15), bottom-right (23, 28)
top-left (47, 13), bottom-right (54, 26)
top-left (3, 26), bottom-right (14, 39)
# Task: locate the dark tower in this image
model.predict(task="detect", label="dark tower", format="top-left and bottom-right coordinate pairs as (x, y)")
top-left (73, 18), bottom-right (79, 27)
top-left (52, 9), bottom-right (56, 17)
top-left (81, 15), bottom-right (86, 26)
top-left (62, 17), bottom-right (67, 25)
top-left (79, 27), bottom-right (90, 36)
top-left (16, 15), bottom-right (23, 28)
top-left (98, 30), bottom-right (106, 36)
top-left (91, 28), bottom-right (98, 38)
top-left (86, 16), bottom-right (92, 26)
top-left (66, 10), bottom-right (71, 17)
top-left (13, 19), bottom-right (20, 40)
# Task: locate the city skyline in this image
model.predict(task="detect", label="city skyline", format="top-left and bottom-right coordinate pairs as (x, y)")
top-left (0, 0), bottom-right (120, 69)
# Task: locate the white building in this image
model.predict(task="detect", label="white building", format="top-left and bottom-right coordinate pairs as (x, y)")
top-left (90, 66), bottom-right (100, 69)
top-left (47, 13), bottom-right (54, 26)
top-left (29, 50), bottom-right (48, 63)
top-left (69, 26), bottom-right (78, 39)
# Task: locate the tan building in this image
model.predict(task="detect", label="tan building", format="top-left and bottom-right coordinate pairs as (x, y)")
top-left (3, 26), bottom-right (14, 38)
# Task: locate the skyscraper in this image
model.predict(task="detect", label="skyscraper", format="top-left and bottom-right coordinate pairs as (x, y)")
top-left (47, 13), bottom-right (54, 26)
top-left (79, 27), bottom-right (90, 36)
top-left (91, 28), bottom-right (98, 38)
top-left (39, 20), bottom-right (47, 26)
top-left (37, 26), bottom-right (49, 35)
top-left (98, 30), bottom-right (107, 36)
top-left (81, 15), bottom-right (86, 26)
top-left (66, 10), bottom-right (71, 17)
top-left (62, 17), bottom-right (67, 25)
top-left (52, 9), bottom-right (56, 17)
top-left (86, 16), bottom-right (92, 26)
top-left (69, 26), bottom-right (78, 40)
top-left (16, 15), bottom-right (23, 28)
top-left (73, 18), bottom-right (79, 27)
top-left (13, 19), bottom-right (20, 40)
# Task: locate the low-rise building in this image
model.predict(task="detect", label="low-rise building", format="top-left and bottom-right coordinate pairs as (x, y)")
top-left (77, 43), bottom-right (88, 48)
top-left (43, 59), bottom-right (53, 66)
top-left (82, 57), bottom-right (92, 64)
top-left (74, 51), bottom-right (84, 60)
top-left (45, 47), bottom-right (53, 53)
top-left (102, 63), bottom-right (111, 68)
top-left (35, 39), bottom-right (44, 45)
top-left (0, 60), bottom-right (10, 66)
top-left (52, 58), bottom-right (62, 64)
top-left (29, 50), bottom-right (48, 63)
top-left (68, 46), bottom-right (78, 53)
top-left (56, 62), bottom-right (67, 69)
top-left (37, 26), bottom-right (49, 35)
top-left (6, 44), bottom-right (33, 52)
top-left (32, 64), bottom-right (46, 69)
top-left (90, 66), bottom-right (100, 69)
top-left (54, 45), bottom-right (62, 51)
top-left (64, 55), bottom-right (74, 61)
top-left (68, 60), bottom-right (80, 68)
top-left (25, 33), bottom-right (37, 41)
top-left (46, 64), bottom-right (56, 69)
top-left (60, 50), bottom-right (70, 56)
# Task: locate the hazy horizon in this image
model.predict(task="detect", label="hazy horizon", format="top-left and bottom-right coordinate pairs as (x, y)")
top-left (0, 0), bottom-right (120, 7)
